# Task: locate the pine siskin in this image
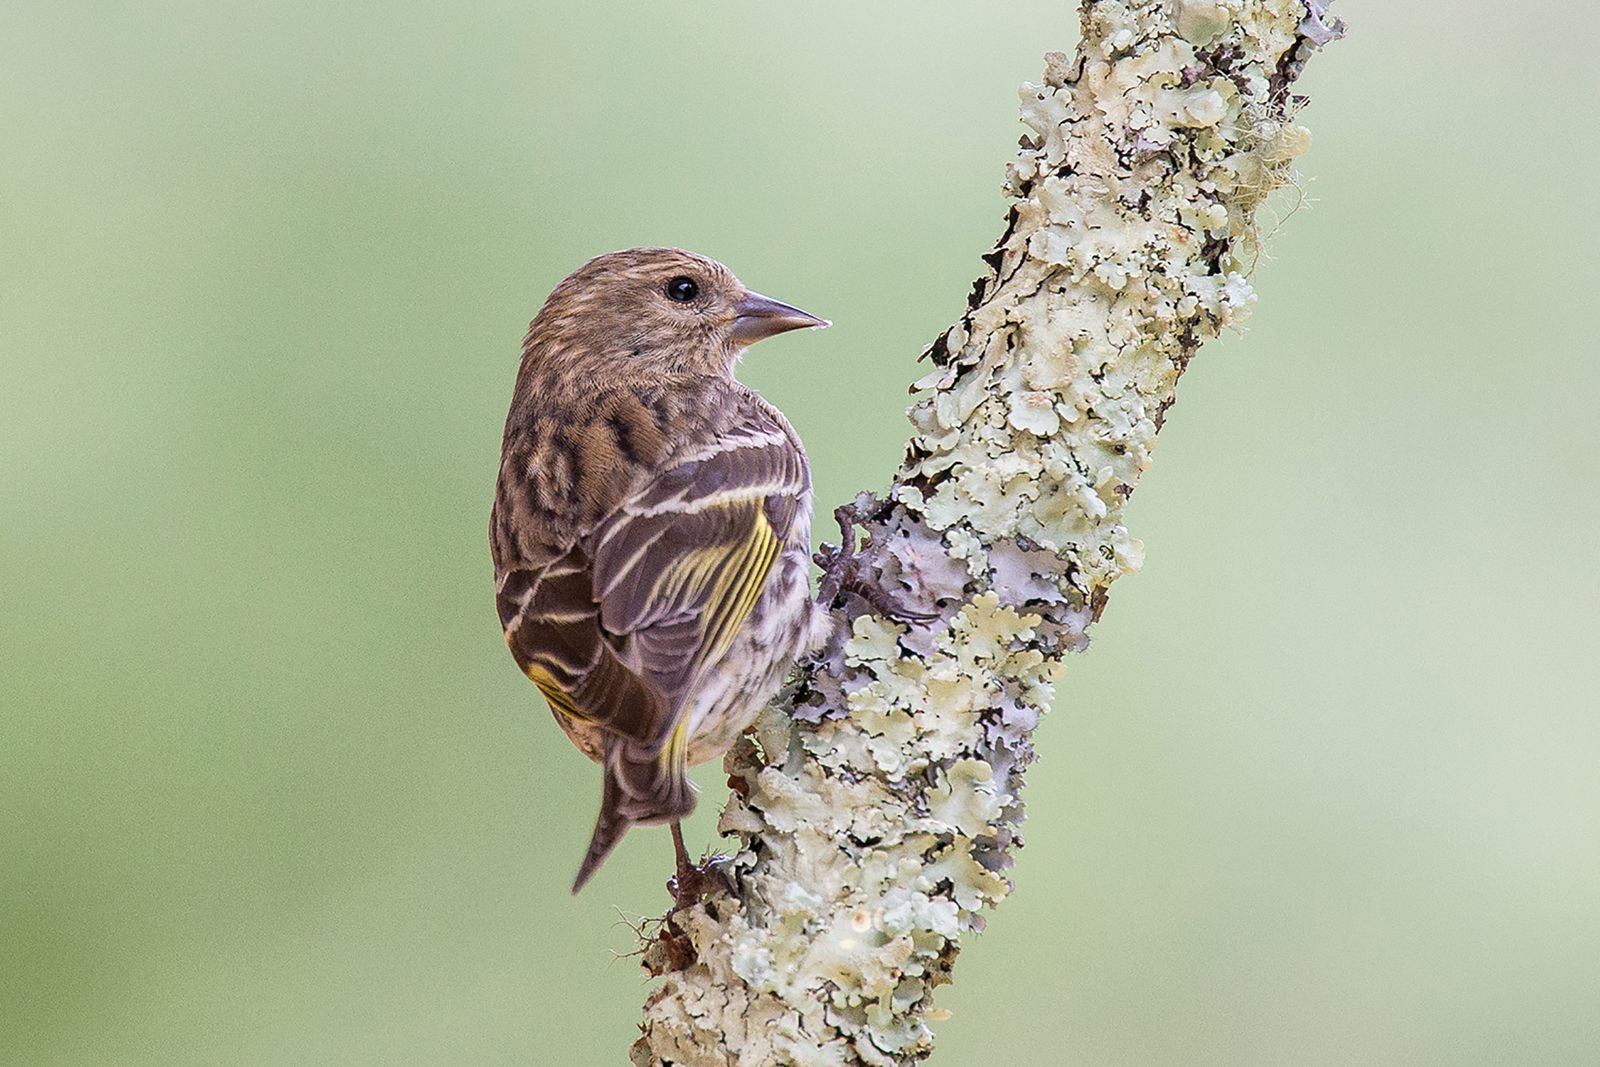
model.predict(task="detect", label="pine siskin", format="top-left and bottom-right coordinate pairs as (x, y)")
top-left (491, 248), bottom-right (829, 895)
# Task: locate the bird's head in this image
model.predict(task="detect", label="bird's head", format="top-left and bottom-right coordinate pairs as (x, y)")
top-left (524, 247), bottom-right (829, 378)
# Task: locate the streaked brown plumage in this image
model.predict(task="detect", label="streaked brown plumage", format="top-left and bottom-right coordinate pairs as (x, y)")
top-left (491, 248), bottom-right (827, 894)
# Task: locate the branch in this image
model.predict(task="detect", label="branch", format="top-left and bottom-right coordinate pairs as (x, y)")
top-left (631, 2), bottom-right (1343, 1064)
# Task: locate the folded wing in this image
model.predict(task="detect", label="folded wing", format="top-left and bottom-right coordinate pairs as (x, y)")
top-left (495, 393), bottom-right (808, 890)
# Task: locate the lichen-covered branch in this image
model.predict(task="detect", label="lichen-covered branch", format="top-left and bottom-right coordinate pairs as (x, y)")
top-left (631, 3), bottom-right (1343, 1064)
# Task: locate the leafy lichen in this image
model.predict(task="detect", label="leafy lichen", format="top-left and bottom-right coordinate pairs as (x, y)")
top-left (633, 3), bottom-right (1341, 1064)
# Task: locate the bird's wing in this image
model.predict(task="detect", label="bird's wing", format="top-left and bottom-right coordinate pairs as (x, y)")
top-left (495, 394), bottom-right (806, 764)
top-left (589, 399), bottom-right (807, 719)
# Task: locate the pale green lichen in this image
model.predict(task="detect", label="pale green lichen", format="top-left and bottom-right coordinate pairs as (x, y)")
top-left (632, 3), bottom-right (1340, 1064)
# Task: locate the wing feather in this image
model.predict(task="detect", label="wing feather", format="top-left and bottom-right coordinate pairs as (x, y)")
top-left (591, 419), bottom-right (804, 705)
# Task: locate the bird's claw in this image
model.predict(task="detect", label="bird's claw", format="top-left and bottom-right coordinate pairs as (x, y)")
top-left (668, 855), bottom-right (734, 913)
top-left (814, 504), bottom-right (940, 626)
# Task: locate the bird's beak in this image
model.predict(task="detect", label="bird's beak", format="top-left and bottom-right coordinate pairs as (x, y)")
top-left (728, 291), bottom-right (830, 346)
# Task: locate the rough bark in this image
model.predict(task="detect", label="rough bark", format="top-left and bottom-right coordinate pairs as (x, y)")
top-left (632, 2), bottom-right (1343, 1064)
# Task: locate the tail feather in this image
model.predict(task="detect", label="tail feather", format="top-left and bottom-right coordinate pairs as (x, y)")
top-left (570, 743), bottom-right (697, 894)
top-left (572, 771), bottom-right (632, 894)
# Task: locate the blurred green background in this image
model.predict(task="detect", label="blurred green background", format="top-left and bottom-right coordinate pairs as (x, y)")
top-left (3, 1), bottom-right (1597, 1063)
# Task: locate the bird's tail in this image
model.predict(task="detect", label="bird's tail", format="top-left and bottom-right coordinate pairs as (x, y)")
top-left (572, 771), bottom-right (631, 894)
top-left (571, 743), bottom-right (697, 894)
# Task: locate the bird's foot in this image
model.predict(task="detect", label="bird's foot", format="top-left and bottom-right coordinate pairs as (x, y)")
top-left (843, 568), bottom-right (941, 626)
top-left (667, 821), bottom-right (734, 913)
top-left (815, 503), bottom-right (939, 625)
top-left (667, 854), bottom-right (735, 913)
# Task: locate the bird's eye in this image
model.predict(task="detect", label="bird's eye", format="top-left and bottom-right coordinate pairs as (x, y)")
top-left (664, 276), bottom-right (699, 303)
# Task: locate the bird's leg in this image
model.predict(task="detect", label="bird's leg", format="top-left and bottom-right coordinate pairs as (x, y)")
top-left (814, 503), bottom-right (939, 625)
top-left (667, 821), bottom-right (733, 912)
top-left (669, 820), bottom-right (696, 908)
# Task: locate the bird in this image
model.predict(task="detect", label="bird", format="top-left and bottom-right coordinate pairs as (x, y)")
top-left (490, 247), bottom-right (829, 899)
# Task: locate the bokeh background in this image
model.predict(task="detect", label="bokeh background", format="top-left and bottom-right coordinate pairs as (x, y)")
top-left (4, 1), bottom-right (1597, 1063)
